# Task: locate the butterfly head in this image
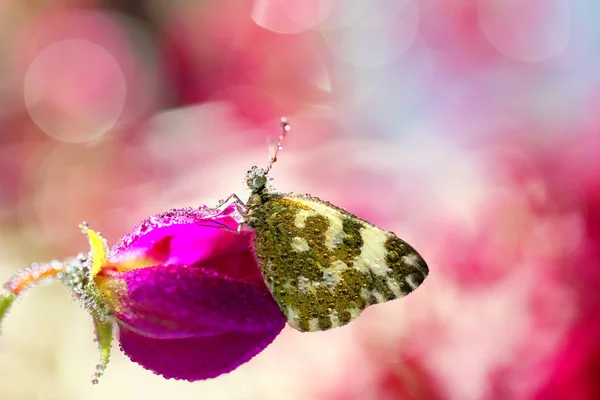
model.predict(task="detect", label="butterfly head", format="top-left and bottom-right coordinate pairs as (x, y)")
top-left (245, 166), bottom-right (269, 194)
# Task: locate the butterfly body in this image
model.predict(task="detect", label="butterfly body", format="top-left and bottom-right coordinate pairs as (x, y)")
top-left (245, 171), bottom-right (429, 332)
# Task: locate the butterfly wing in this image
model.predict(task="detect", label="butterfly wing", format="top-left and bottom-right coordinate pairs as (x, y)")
top-left (250, 193), bottom-right (429, 332)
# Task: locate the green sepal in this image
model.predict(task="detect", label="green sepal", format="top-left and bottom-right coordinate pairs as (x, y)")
top-left (92, 316), bottom-right (114, 384)
top-left (0, 292), bottom-right (16, 333)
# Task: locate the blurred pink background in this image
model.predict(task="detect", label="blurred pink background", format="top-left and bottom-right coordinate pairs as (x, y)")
top-left (0, 1), bottom-right (599, 399)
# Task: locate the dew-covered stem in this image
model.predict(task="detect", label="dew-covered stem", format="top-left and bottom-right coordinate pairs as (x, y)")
top-left (3, 261), bottom-right (67, 295)
top-left (0, 260), bottom-right (67, 331)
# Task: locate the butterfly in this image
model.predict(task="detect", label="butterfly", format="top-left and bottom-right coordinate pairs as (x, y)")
top-left (221, 118), bottom-right (429, 332)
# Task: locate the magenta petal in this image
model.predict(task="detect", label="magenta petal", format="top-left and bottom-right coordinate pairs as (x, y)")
top-left (111, 205), bottom-right (264, 283)
top-left (119, 323), bottom-right (283, 381)
top-left (104, 205), bottom-right (287, 379)
top-left (112, 264), bottom-right (285, 338)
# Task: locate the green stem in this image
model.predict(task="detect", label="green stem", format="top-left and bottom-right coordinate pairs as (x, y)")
top-left (0, 292), bottom-right (16, 333)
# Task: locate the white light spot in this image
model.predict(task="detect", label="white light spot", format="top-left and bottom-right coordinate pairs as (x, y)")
top-left (353, 226), bottom-right (392, 276)
top-left (24, 39), bottom-right (126, 143)
top-left (308, 318), bottom-right (321, 332)
top-left (252, 0), bottom-right (308, 34)
top-left (298, 276), bottom-right (311, 293)
top-left (478, 0), bottom-right (571, 62)
top-left (251, 0), bottom-right (339, 34)
top-left (286, 306), bottom-right (301, 329)
top-left (251, 0), bottom-right (338, 33)
top-left (406, 274), bottom-right (421, 290)
top-left (320, 0), bottom-right (420, 68)
top-left (291, 236), bottom-right (310, 252)
top-left (330, 310), bottom-right (341, 328)
top-left (349, 38), bottom-right (436, 132)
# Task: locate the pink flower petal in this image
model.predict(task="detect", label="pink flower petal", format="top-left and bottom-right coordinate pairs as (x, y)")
top-left (110, 205), bottom-right (261, 283)
top-left (119, 323), bottom-right (283, 381)
top-left (98, 205), bottom-right (286, 380)
top-left (113, 263), bottom-right (284, 339)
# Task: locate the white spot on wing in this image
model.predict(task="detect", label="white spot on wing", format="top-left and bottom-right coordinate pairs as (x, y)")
top-left (402, 253), bottom-right (427, 274)
top-left (298, 276), bottom-right (311, 293)
top-left (286, 306), bottom-right (301, 329)
top-left (372, 289), bottom-right (386, 303)
top-left (294, 209), bottom-right (315, 229)
top-left (330, 311), bottom-right (341, 328)
top-left (308, 318), bottom-right (320, 331)
top-left (331, 260), bottom-right (348, 273)
top-left (323, 267), bottom-right (343, 289)
top-left (291, 237), bottom-right (310, 252)
top-left (349, 308), bottom-right (361, 319)
top-left (386, 278), bottom-right (405, 297)
top-left (282, 279), bottom-right (294, 292)
top-left (353, 262), bottom-right (370, 274)
top-left (361, 287), bottom-right (372, 304)
top-left (406, 274), bottom-right (421, 290)
top-left (325, 216), bottom-right (345, 250)
top-left (322, 261), bottom-right (348, 290)
top-left (294, 198), bottom-right (345, 250)
top-left (353, 226), bottom-right (392, 276)
top-left (402, 254), bottom-right (419, 267)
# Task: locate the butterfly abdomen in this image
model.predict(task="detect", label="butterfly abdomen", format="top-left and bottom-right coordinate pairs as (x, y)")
top-left (249, 194), bottom-right (428, 332)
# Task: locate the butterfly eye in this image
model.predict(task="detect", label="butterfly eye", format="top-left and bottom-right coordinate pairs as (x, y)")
top-left (251, 175), bottom-right (267, 189)
top-left (245, 166), bottom-right (268, 192)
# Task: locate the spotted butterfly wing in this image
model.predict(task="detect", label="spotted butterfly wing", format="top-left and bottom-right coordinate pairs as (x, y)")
top-left (248, 192), bottom-right (429, 332)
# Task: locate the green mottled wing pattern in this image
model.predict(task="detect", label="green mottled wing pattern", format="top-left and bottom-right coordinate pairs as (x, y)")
top-left (250, 194), bottom-right (429, 332)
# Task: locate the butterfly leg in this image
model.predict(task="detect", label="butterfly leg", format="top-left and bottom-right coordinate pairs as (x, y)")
top-left (215, 194), bottom-right (249, 234)
top-left (217, 194), bottom-right (248, 215)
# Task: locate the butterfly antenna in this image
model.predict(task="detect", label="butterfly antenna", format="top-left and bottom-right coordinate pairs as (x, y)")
top-left (264, 117), bottom-right (291, 174)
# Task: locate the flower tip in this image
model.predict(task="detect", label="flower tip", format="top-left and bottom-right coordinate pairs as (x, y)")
top-left (79, 221), bottom-right (89, 232)
top-left (80, 224), bottom-right (109, 279)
